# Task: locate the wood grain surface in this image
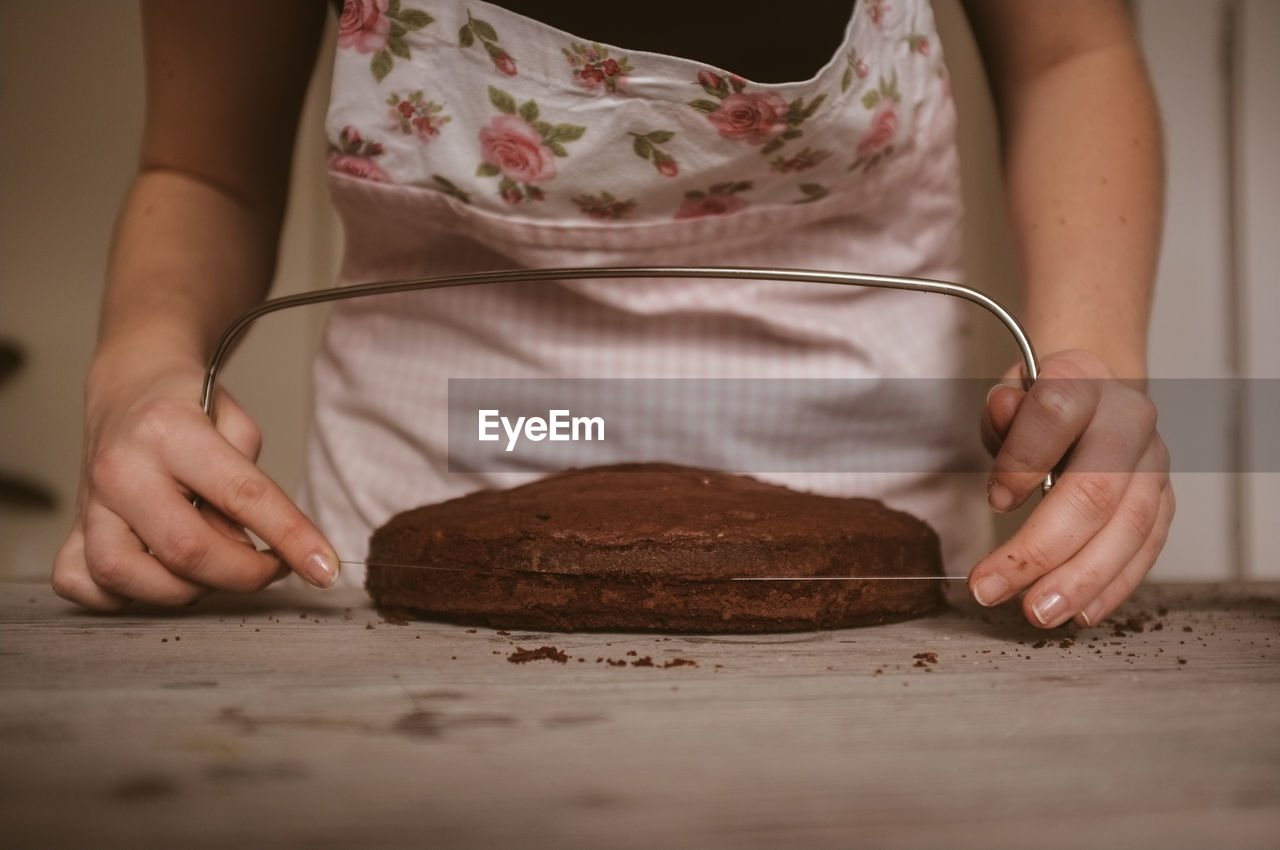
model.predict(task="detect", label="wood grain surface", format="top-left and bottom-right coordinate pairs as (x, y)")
top-left (2, 580), bottom-right (1277, 849)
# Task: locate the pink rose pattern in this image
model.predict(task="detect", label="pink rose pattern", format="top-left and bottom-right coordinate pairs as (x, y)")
top-left (675, 181), bottom-right (752, 219)
top-left (841, 49), bottom-right (870, 93)
top-left (770, 147), bottom-right (832, 174)
top-left (327, 126), bottom-right (389, 182)
top-left (867, 0), bottom-right (890, 27)
top-left (629, 130), bottom-right (679, 177)
top-left (688, 70), bottom-right (827, 157)
top-left (338, 0), bottom-right (390, 53)
top-left (573, 191), bottom-right (637, 220)
top-left (856, 106), bottom-right (898, 160)
top-left (459, 10), bottom-right (517, 77)
top-left (849, 74), bottom-right (903, 172)
top-left (480, 115), bottom-right (557, 184)
top-left (564, 42), bottom-right (632, 94)
top-left (387, 90), bottom-right (450, 142)
top-left (707, 91), bottom-right (790, 144)
top-left (476, 86), bottom-right (586, 203)
top-left (338, 0), bottom-right (434, 82)
top-left (334, 4), bottom-right (933, 217)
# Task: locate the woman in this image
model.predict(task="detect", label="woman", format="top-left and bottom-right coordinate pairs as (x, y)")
top-left (53, 0), bottom-right (1171, 629)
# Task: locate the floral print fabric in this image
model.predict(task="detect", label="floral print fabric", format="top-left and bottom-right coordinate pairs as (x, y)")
top-left (307, 0), bottom-right (986, 580)
top-left (327, 0), bottom-right (950, 222)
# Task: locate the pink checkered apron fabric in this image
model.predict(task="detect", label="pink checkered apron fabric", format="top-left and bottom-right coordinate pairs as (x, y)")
top-left (300, 0), bottom-right (992, 577)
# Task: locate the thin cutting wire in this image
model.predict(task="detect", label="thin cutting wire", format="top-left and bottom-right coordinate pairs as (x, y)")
top-left (200, 265), bottom-right (1052, 491)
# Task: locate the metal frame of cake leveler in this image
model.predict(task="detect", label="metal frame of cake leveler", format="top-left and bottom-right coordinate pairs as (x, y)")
top-left (198, 266), bottom-right (1053, 581)
top-left (200, 265), bottom-right (1054, 511)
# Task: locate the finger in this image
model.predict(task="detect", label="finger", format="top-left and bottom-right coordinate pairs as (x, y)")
top-left (115, 480), bottom-right (299, 592)
top-left (211, 387), bottom-right (262, 463)
top-left (1015, 438), bottom-right (1170, 627)
top-left (980, 384), bottom-right (1024, 457)
top-left (199, 501), bottom-right (254, 544)
top-left (51, 525), bottom-right (130, 612)
top-left (89, 426), bottom-right (305, 592)
top-left (82, 501), bottom-right (211, 605)
top-left (204, 388), bottom-right (262, 546)
top-left (987, 373), bottom-right (1103, 511)
top-left (154, 429), bottom-right (338, 588)
top-left (970, 401), bottom-right (1159, 612)
top-left (1073, 482), bottom-right (1176, 627)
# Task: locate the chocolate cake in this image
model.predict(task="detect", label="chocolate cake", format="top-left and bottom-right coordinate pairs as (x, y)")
top-left (366, 463), bottom-right (945, 632)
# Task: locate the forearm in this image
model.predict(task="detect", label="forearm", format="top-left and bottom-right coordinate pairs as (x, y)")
top-left (1000, 42), bottom-right (1162, 381)
top-left (965, 0), bottom-right (1163, 382)
top-left (86, 168), bottom-right (285, 423)
top-left (95, 171), bottom-right (281, 363)
top-left (90, 0), bottom-right (326, 400)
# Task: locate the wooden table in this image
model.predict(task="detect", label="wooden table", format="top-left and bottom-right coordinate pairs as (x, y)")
top-left (2, 580), bottom-right (1277, 849)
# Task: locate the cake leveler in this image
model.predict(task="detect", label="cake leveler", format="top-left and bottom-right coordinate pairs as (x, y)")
top-left (337, 559), bottom-right (969, 581)
top-left (201, 265), bottom-right (1050, 581)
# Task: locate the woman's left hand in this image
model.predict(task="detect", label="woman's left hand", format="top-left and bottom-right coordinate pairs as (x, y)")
top-left (969, 349), bottom-right (1175, 628)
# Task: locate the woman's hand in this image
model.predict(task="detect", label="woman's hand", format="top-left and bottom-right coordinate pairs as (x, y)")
top-left (50, 1), bottom-right (333, 611)
top-left (969, 349), bottom-right (1174, 628)
top-left (51, 351), bottom-right (339, 610)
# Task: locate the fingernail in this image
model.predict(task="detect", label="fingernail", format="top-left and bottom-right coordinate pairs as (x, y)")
top-left (1080, 598), bottom-right (1105, 627)
top-left (303, 552), bottom-right (340, 588)
top-left (972, 573), bottom-right (1010, 607)
top-left (988, 482), bottom-right (1015, 513)
top-left (985, 384), bottom-right (1000, 405)
top-left (1032, 592), bottom-right (1070, 627)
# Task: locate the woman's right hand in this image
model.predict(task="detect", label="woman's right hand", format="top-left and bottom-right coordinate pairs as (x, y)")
top-left (50, 1), bottom-right (334, 610)
top-left (52, 350), bottom-right (340, 610)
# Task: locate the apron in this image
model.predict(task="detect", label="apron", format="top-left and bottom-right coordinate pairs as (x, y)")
top-left (301, 0), bottom-right (993, 577)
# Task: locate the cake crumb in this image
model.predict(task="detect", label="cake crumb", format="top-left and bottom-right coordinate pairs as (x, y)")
top-left (631, 656), bottom-right (655, 667)
top-left (662, 658), bottom-right (697, 668)
top-left (507, 646), bottom-right (569, 664)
